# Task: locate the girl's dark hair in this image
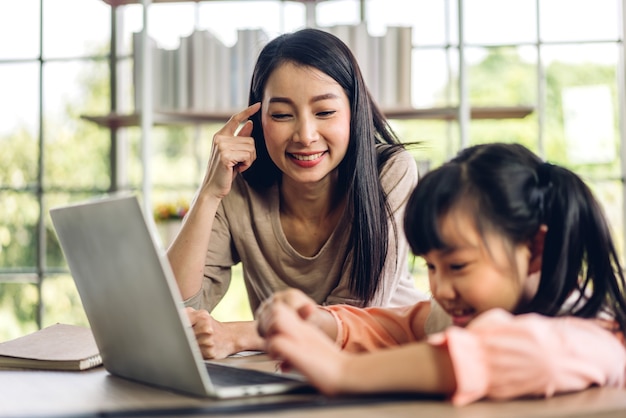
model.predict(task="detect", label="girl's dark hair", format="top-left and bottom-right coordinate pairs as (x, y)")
top-left (242, 28), bottom-right (407, 305)
top-left (404, 142), bottom-right (626, 334)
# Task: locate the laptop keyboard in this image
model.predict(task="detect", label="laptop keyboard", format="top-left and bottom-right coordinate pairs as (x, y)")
top-left (204, 362), bottom-right (300, 387)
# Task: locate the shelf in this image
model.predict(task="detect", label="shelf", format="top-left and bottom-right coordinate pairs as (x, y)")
top-left (81, 110), bottom-right (234, 129)
top-left (384, 106), bottom-right (534, 121)
top-left (101, 0), bottom-right (325, 6)
top-left (81, 106), bottom-right (533, 128)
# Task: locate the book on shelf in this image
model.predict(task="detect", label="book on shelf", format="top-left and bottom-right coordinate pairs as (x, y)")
top-left (0, 323), bottom-right (102, 371)
top-left (129, 24), bottom-right (414, 116)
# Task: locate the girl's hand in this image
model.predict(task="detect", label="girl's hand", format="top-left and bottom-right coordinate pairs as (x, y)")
top-left (256, 289), bottom-right (337, 341)
top-left (259, 300), bottom-right (349, 396)
top-left (200, 103), bottom-right (261, 200)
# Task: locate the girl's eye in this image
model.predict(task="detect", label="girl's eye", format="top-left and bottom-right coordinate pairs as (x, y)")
top-left (271, 113), bottom-right (291, 120)
top-left (424, 262), bottom-right (435, 271)
top-left (449, 263), bottom-right (467, 271)
top-left (317, 110), bottom-right (336, 117)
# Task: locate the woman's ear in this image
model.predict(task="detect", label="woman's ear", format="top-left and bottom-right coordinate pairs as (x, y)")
top-left (528, 224), bottom-right (547, 274)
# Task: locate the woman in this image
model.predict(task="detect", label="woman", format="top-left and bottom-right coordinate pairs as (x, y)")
top-left (167, 28), bottom-right (425, 359)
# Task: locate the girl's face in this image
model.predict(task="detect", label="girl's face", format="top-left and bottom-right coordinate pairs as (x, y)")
top-left (423, 208), bottom-right (537, 327)
top-left (261, 62), bottom-right (351, 186)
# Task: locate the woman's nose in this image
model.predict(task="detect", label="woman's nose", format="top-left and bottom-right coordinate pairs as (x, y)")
top-left (292, 117), bottom-right (318, 145)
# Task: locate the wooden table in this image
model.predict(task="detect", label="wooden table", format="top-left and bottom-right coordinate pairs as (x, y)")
top-left (1, 353), bottom-right (625, 417)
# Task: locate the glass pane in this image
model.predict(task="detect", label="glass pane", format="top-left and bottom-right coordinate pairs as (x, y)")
top-left (43, 61), bottom-right (110, 190)
top-left (149, 3), bottom-right (196, 49)
top-left (542, 43), bottom-right (619, 169)
top-left (45, 193), bottom-right (101, 269)
top-left (367, 0), bottom-right (448, 44)
top-left (42, 0), bottom-right (110, 58)
top-left (0, 63), bottom-right (39, 141)
top-left (469, 118), bottom-right (539, 151)
top-left (465, 0), bottom-right (537, 45)
top-left (0, 125), bottom-right (38, 190)
top-left (540, 0), bottom-right (620, 42)
top-left (393, 119), bottom-right (461, 167)
top-left (0, 0), bottom-right (40, 59)
top-left (588, 180), bottom-right (625, 262)
top-left (199, 1), bottom-right (291, 43)
top-left (42, 275), bottom-right (89, 328)
top-left (467, 46), bottom-right (537, 106)
top-left (152, 126), bottom-right (202, 188)
top-left (316, 0), bottom-right (361, 28)
top-left (116, 57), bottom-right (135, 114)
top-left (0, 66), bottom-right (39, 190)
top-left (0, 283), bottom-right (39, 341)
top-left (0, 191), bottom-right (38, 270)
top-left (413, 49), bottom-right (459, 108)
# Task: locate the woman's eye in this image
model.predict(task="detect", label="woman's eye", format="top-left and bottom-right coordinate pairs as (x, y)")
top-left (271, 113), bottom-right (291, 120)
top-left (449, 263), bottom-right (467, 271)
top-left (317, 110), bottom-right (336, 117)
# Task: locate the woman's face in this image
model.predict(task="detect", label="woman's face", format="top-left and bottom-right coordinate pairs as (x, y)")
top-left (423, 208), bottom-right (537, 327)
top-left (261, 62), bottom-right (351, 186)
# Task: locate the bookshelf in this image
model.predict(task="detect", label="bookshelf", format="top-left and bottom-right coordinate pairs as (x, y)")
top-left (86, 0), bottom-right (533, 127)
top-left (85, 0), bottom-right (534, 205)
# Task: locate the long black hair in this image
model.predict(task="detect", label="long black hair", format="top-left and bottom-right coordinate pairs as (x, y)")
top-left (242, 28), bottom-right (407, 304)
top-left (404, 142), bottom-right (626, 334)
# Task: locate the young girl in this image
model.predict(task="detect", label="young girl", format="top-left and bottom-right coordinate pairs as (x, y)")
top-left (256, 142), bottom-right (626, 405)
top-left (167, 28), bottom-right (425, 359)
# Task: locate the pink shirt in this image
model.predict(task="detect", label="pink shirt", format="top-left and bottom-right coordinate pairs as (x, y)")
top-left (324, 301), bottom-right (626, 405)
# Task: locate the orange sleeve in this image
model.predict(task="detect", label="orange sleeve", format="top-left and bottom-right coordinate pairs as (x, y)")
top-left (427, 309), bottom-right (626, 406)
top-left (323, 301), bottom-right (432, 352)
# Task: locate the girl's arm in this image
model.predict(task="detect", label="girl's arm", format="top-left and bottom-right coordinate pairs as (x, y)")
top-left (262, 301), bottom-right (456, 397)
top-left (262, 300), bottom-right (626, 405)
top-left (258, 289), bottom-right (433, 351)
top-left (431, 309), bottom-right (626, 405)
top-left (323, 302), bottom-right (432, 351)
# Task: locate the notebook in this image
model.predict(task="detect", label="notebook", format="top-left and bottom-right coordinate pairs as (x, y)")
top-left (0, 323), bottom-right (102, 371)
top-left (49, 194), bottom-right (310, 399)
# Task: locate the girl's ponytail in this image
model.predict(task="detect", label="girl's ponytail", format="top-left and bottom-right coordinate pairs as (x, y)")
top-left (528, 164), bottom-right (626, 333)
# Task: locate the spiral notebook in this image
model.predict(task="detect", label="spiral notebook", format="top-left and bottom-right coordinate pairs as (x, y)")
top-left (0, 323), bottom-right (102, 371)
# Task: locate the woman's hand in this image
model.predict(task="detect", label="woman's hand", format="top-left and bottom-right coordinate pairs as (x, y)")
top-left (185, 307), bottom-right (265, 359)
top-left (200, 103), bottom-right (261, 200)
top-left (185, 307), bottom-right (235, 359)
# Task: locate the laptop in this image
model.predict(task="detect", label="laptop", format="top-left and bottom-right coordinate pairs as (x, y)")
top-left (49, 194), bottom-right (310, 399)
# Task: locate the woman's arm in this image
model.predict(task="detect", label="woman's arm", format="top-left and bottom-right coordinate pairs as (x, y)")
top-left (168, 104), bottom-right (260, 299)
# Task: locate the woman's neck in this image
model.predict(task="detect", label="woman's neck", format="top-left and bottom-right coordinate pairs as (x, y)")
top-left (279, 174), bottom-right (344, 222)
top-left (278, 174), bottom-right (347, 257)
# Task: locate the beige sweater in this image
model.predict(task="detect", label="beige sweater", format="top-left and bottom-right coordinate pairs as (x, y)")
top-left (185, 148), bottom-right (426, 314)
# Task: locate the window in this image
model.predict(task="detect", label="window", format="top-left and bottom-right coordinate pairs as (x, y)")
top-left (1, 0), bottom-right (623, 341)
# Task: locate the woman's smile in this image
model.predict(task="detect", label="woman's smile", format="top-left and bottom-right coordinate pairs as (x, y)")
top-left (288, 151), bottom-right (327, 167)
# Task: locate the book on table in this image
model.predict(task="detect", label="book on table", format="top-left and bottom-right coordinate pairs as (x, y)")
top-left (0, 323), bottom-right (102, 371)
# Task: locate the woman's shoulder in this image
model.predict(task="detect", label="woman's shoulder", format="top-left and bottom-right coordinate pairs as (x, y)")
top-left (376, 145), bottom-right (417, 173)
top-left (376, 145), bottom-right (418, 194)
